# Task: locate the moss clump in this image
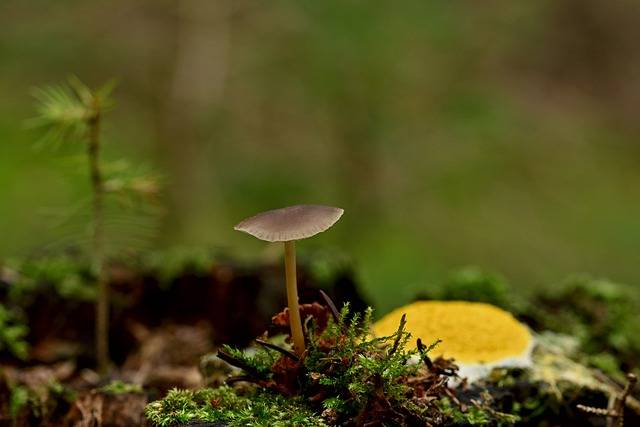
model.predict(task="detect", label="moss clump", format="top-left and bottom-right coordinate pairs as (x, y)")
top-left (527, 276), bottom-right (640, 378)
top-left (0, 303), bottom-right (29, 359)
top-left (463, 366), bottom-right (613, 426)
top-left (100, 380), bottom-right (143, 395)
top-left (423, 269), bottom-right (640, 378)
top-left (437, 395), bottom-right (519, 426)
top-left (141, 247), bottom-right (216, 286)
top-left (9, 385), bottom-right (30, 419)
top-left (300, 305), bottom-right (430, 422)
top-left (4, 255), bottom-right (96, 303)
top-left (214, 304), bottom-right (444, 424)
top-left (440, 267), bottom-right (511, 308)
top-left (144, 386), bottom-right (327, 427)
top-left (5, 379), bottom-right (77, 425)
top-left (147, 301), bottom-right (516, 426)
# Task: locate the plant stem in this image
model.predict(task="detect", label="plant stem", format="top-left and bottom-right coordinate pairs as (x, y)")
top-left (87, 106), bottom-right (108, 374)
top-left (284, 240), bottom-right (305, 355)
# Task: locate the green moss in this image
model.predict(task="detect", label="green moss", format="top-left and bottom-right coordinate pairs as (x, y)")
top-left (219, 344), bottom-right (278, 378)
top-left (144, 387), bottom-right (327, 427)
top-left (141, 247), bottom-right (216, 286)
top-left (438, 396), bottom-right (520, 426)
top-left (5, 255), bottom-right (95, 302)
top-left (439, 267), bottom-right (511, 307)
top-left (469, 364), bottom-right (611, 426)
top-left (148, 303), bottom-right (519, 426)
top-left (9, 385), bottom-right (30, 419)
top-left (6, 379), bottom-right (78, 424)
top-left (5, 248), bottom-right (216, 303)
top-left (425, 270), bottom-right (640, 378)
top-left (302, 250), bottom-right (352, 287)
top-left (438, 397), bottom-right (488, 425)
top-left (528, 276), bottom-right (640, 377)
top-left (100, 380), bottom-right (143, 395)
top-left (0, 303), bottom-right (29, 359)
top-left (302, 305), bottom-right (427, 420)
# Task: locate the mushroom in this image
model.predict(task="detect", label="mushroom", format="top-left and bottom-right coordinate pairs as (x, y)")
top-left (234, 205), bottom-right (344, 355)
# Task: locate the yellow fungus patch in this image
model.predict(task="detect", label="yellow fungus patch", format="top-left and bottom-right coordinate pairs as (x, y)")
top-left (374, 301), bottom-right (532, 364)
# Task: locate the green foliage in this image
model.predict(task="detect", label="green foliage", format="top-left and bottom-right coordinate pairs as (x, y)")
top-left (9, 385), bottom-right (30, 419)
top-left (220, 344), bottom-right (278, 377)
top-left (30, 77), bottom-right (114, 147)
top-left (427, 270), bottom-right (640, 378)
top-left (148, 303), bottom-right (523, 425)
top-left (303, 250), bottom-right (352, 287)
top-left (6, 379), bottom-right (78, 423)
top-left (29, 76), bottom-right (163, 371)
top-left (147, 302), bottom-right (525, 426)
top-left (303, 305), bottom-right (424, 419)
top-left (440, 267), bottom-right (511, 307)
top-left (4, 248), bottom-right (219, 303)
top-left (527, 276), bottom-right (640, 377)
top-left (100, 380), bottom-right (143, 395)
top-left (230, 303), bottom-right (428, 419)
top-left (144, 387), bottom-right (328, 427)
top-left (418, 267), bottom-right (514, 310)
top-left (47, 380), bottom-right (77, 404)
top-left (30, 77), bottom-right (115, 151)
top-left (438, 395), bottom-right (520, 426)
top-left (438, 397), bottom-right (490, 425)
top-left (469, 363), bottom-right (614, 426)
top-left (30, 77), bottom-right (162, 261)
top-left (102, 159), bottom-right (160, 199)
top-left (587, 353), bottom-right (621, 378)
top-left (5, 255), bottom-right (95, 302)
top-left (0, 303), bottom-right (29, 359)
top-left (141, 247), bottom-right (216, 286)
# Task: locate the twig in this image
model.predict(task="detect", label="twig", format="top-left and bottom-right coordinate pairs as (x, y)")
top-left (87, 105), bottom-right (109, 375)
top-left (225, 375), bottom-right (256, 385)
top-left (216, 349), bottom-right (261, 378)
top-left (577, 373), bottom-right (637, 427)
top-left (319, 290), bottom-right (341, 325)
top-left (388, 314), bottom-right (407, 356)
top-left (255, 339), bottom-right (299, 362)
top-left (416, 338), bottom-right (433, 370)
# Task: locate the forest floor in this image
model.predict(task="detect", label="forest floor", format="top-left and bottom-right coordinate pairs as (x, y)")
top-left (0, 254), bottom-right (639, 426)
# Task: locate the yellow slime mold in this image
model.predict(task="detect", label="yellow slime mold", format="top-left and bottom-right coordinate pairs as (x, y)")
top-left (374, 301), bottom-right (532, 364)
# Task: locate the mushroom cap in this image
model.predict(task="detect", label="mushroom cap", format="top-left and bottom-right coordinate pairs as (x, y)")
top-left (234, 204), bottom-right (344, 242)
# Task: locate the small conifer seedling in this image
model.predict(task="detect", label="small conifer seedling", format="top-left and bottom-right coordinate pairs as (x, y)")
top-left (32, 77), bottom-right (160, 374)
top-left (234, 205), bottom-right (343, 355)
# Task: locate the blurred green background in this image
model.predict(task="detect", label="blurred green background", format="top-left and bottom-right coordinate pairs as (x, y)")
top-left (2, 0), bottom-right (640, 313)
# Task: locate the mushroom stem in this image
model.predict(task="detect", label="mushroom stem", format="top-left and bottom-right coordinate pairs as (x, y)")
top-left (284, 240), bottom-right (305, 355)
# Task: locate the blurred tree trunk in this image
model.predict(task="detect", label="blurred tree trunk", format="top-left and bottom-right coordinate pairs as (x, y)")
top-left (158, 0), bottom-right (231, 242)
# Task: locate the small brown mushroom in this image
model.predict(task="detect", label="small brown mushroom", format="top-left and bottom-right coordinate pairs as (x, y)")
top-left (234, 205), bottom-right (344, 355)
